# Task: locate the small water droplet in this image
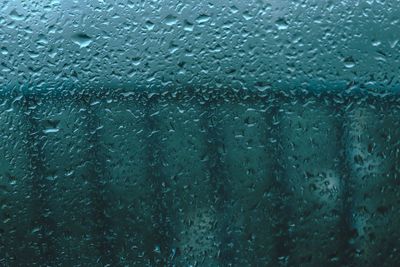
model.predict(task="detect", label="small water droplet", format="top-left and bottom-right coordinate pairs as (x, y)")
top-left (31, 227), bottom-right (41, 234)
top-left (154, 244), bottom-right (161, 253)
top-left (46, 175), bottom-right (58, 181)
top-left (132, 57), bottom-right (141, 66)
top-left (343, 56), bottom-right (356, 68)
top-left (43, 128), bottom-right (59, 134)
top-left (65, 170), bottom-right (74, 177)
top-left (371, 39), bottom-right (381, 47)
top-left (195, 14), bottom-right (210, 24)
top-left (389, 39), bottom-right (398, 48)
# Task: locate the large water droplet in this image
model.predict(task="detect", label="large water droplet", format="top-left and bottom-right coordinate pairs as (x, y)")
top-left (9, 9), bottom-right (24, 21)
top-left (165, 14), bottom-right (178, 26)
top-left (145, 20), bottom-right (155, 30)
top-left (275, 18), bottom-right (288, 30)
top-left (1, 47), bottom-right (8, 55)
top-left (71, 33), bottom-right (93, 48)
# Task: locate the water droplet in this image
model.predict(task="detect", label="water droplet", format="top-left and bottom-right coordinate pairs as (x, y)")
top-left (1, 47), bottom-right (8, 55)
top-left (195, 14), bottom-right (210, 24)
top-left (31, 227), bottom-right (41, 234)
top-left (9, 9), bottom-right (24, 21)
top-left (343, 56), bottom-right (356, 68)
top-left (389, 39), bottom-right (398, 48)
top-left (154, 244), bottom-right (161, 253)
top-left (65, 170), bottom-right (74, 177)
top-left (275, 18), bottom-right (288, 30)
top-left (183, 20), bottom-right (194, 32)
top-left (45, 175), bottom-right (58, 181)
top-left (132, 57), bottom-right (141, 66)
top-left (371, 39), bottom-right (381, 46)
top-left (165, 14), bottom-right (178, 26)
top-left (71, 33), bottom-right (93, 48)
top-left (145, 20), bottom-right (154, 30)
top-left (43, 128), bottom-right (59, 134)
top-left (242, 11), bottom-right (253, 21)
top-left (230, 5), bottom-right (239, 14)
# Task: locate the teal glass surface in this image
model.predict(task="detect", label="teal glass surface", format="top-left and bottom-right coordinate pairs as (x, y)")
top-left (0, 1), bottom-right (399, 266)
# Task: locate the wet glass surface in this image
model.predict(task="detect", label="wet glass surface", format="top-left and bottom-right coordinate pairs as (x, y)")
top-left (0, 89), bottom-right (399, 266)
top-left (1, 1), bottom-right (400, 266)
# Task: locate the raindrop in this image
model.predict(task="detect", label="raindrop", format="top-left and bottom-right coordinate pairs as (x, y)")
top-left (183, 20), bottom-right (194, 31)
top-left (43, 128), bottom-right (60, 134)
top-left (132, 57), bottom-right (141, 66)
top-left (1, 47), bottom-right (8, 55)
top-left (71, 33), bottom-right (93, 48)
top-left (45, 174), bottom-right (58, 181)
top-left (343, 56), bottom-right (356, 68)
top-left (195, 14), bottom-right (210, 24)
top-left (275, 18), bottom-right (288, 30)
top-left (145, 20), bottom-right (155, 30)
top-left (230, 5), bottom-right (239, 14)
top-left (389, 39), bottom-right (399, 48)
top-left (371, 39), bottom-right (381, 46)
top-left (9, 9), bottom-right (24, 21)
top-left (242, 11), bottom-right (253, 21)
top-left (154, 244), bottom-right (161, 253)
top-left (165, 14), bottom-right (178, 26)
top-left (31, 227), bottom-right (41, 234)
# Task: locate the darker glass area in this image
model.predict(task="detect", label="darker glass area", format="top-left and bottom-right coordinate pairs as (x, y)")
top-left (0, 88), bottom-right (399, 266)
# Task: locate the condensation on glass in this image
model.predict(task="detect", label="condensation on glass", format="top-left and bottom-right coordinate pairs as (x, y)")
top-left (0, 1), bottom-right (399, 266)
